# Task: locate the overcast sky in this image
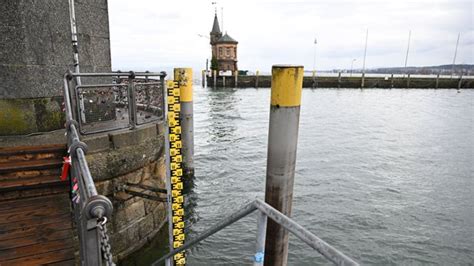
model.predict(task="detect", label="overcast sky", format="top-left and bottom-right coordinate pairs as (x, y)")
top-left (108, 0), bottom-right (473, 73)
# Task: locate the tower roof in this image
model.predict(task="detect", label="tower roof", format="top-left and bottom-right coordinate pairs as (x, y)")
top-left (211, 13), bottom-right (221, 33)
top-left (217, 33), bottom-right (238, 44)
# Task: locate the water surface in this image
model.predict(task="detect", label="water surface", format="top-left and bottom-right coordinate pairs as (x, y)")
top-left (187, 88), bottom-right (473, 265)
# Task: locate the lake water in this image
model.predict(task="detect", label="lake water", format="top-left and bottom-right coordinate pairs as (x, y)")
top-left (125, 87), bottom-right (474, 265)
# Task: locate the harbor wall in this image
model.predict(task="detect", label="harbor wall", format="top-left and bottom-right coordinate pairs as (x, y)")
top-left (206, 75), bottom-right (473, 89)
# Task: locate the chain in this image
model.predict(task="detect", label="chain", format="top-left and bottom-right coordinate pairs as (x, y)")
top-left (97, 217), bottom-right (115, 266)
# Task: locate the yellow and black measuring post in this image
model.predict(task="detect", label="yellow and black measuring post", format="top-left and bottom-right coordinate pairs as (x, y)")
top-left (165, 80), bottom-right (186, 265)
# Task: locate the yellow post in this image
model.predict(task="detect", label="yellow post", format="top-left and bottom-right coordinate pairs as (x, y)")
top-left (174, 68), bottom-right (194, 178)
top-left (264, 65), bottom-right (303, 266)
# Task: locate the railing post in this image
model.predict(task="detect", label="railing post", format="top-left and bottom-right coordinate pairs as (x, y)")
top-left (264, 65), bottom-right (303, 266)
top-left (254, 212), bottom-right (267, 266)
top-left (174, 68), bottom-right (194, 178)
top-left (128, 76), bottom-right (137, 129)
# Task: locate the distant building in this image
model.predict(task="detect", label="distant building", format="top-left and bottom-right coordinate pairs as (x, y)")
top-left (210, 13), bottom-right (238, 73)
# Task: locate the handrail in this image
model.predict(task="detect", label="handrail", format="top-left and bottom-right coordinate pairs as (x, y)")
top-left (152, 198), bottom-right (359, 266)
top-left (63, 71), bottom-right (117, 265)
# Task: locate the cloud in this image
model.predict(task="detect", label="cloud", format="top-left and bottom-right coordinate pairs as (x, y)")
top-left (108, 0), bottom-right (473, 72)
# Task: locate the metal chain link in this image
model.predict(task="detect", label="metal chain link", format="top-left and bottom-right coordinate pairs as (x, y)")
top-left (97, 217), bottom-right (115, 266)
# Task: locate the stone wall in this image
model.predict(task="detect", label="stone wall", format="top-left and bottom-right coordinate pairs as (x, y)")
top-left (0, 0), bottom-right (111, 135)
top-left (83, 123), bottom-right (168, 260)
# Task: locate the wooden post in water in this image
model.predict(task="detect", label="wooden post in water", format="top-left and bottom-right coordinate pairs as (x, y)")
top-left (435, 73), bottom-right (440, 89)
top-left (174, 68), bottom-right (194, 178)
top-left (312, 70), bottom-right (316, 88)
top-left (223, 76), bottom-right (226, 88)
top-left (407, 73), bottom-right (411, 88)
top-left (264, 65), bottom-right (303, 266)
top-left (256, 70), bottom-right (260, 88)
top-left (213, 70), bottom-right (217, 87)
top-left (361, 72), bottom-right (365, 88)
top-left (390, 74), bottom-right (394, 88)
top-left (234, 70), bottom-right (238, 87)
top-left (458, 74), bottom-right (463, 89)
top-left (337, 72), bottom-right (342, 88)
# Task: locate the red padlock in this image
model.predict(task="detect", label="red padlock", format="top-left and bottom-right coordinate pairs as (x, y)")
top-left (60, 156), bottom-right (71, 181)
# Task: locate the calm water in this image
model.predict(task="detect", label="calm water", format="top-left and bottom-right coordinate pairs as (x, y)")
top-left (186, 88), bottom-right (473, 265)
top-left (124, 88), bottom-right (474, 265)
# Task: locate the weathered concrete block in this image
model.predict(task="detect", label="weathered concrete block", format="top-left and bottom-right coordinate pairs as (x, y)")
top-left (83, 133), bottom-right (111, 153)
top-left (109, 124), bottom-right (158, 149)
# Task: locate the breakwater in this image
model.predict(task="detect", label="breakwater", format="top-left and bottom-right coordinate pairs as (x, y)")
top-left (206, 74), bottom-right (473, 89)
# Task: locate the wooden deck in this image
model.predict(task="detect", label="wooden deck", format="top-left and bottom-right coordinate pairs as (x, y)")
top-left (0, 144), bottom-right (76, 265)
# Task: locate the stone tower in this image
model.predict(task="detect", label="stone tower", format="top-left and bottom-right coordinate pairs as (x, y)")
top-left (0, 0), bottom-right (111, 136)
top-left (209, 13), bottom-right (238, 72)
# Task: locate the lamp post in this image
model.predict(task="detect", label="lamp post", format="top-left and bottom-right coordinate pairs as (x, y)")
top-left (350, 59), bottom-right (356, 77)
top-left (404, 30), bottom-right (411, 77)
top-left (451, 32), bottom-right (460, 78)
top-left (198, 34), bottom-right (211, 87)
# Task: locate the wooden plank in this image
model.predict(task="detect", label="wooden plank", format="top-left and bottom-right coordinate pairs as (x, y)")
top-left (0, 201), bottom-right (71, 225)
top-left (0, 238), bottom-right (74, 261)
top-left (0, 212), bottom-right (72, 232)
top-left (0, 219), bottom-right (72, 242)
top-left (0, 174), bottom-right (67, 191)
top-left (0, 159), bottom-right (63, 173)
top-left (0, 247), bottom-right (75, 266)
top-left (0, 144), bottom-right (66, 156)
top-left (0, 168), bottom-right (61, 181)
top-left (0, 193), bottom-right (68, 211)
top-left (0, 228), bottom-right (73, 250)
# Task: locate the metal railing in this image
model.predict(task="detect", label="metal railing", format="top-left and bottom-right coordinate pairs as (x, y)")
top-left (63, 71), bottom-right (166, 265)
top-left (153, 198), bottom-right (359, 266)
top-left (71, 72), bottom-right (166, 135)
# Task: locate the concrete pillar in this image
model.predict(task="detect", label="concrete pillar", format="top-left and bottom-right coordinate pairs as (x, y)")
top-left (174, 68), bottom-right (194, 178)
top-left (264, 65), bottom-right (303, 266)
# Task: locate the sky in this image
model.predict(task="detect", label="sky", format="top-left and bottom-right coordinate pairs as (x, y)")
top-left (108, 0), bottom-right (473, 73)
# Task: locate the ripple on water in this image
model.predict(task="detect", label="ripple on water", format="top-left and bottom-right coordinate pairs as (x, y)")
top-left (187, 87), bottom-right (474, 265)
